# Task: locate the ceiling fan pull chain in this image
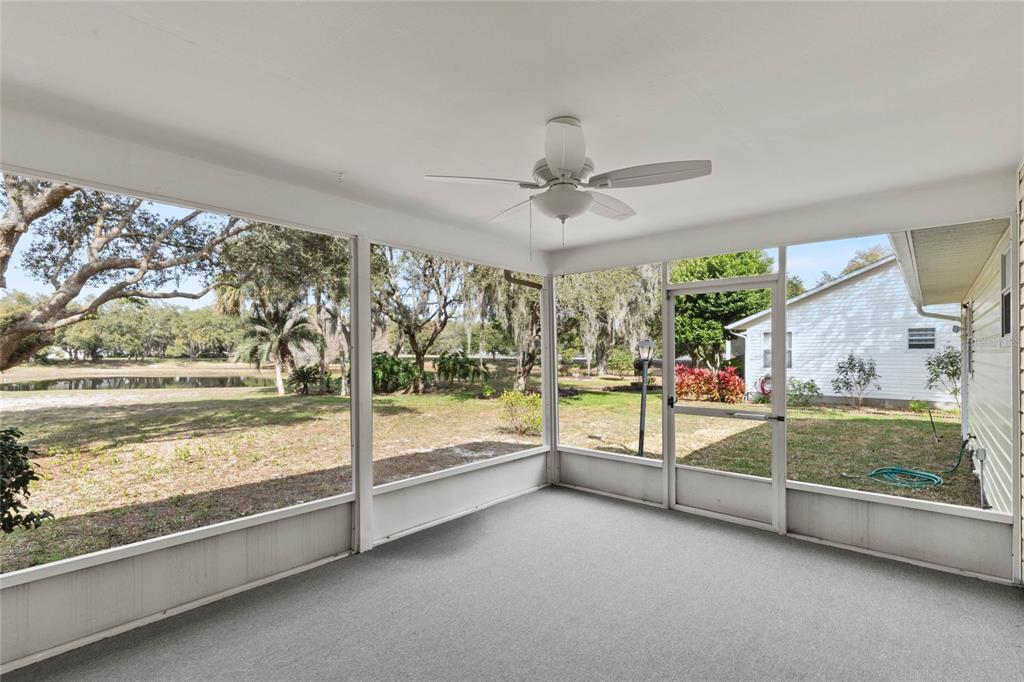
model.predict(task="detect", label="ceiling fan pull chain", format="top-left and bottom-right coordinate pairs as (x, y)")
top-left (529, 196), bottom-right (533, 262)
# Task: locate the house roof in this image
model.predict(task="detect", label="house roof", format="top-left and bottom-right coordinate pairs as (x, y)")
top-left (888, 219), bottom-right (1010, 307)
top-left (725, 256), bottom-right (896, 331)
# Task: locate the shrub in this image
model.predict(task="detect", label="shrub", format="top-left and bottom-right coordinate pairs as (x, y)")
top-left (371, 352), bottom-right (421, 393)
top-left (925, 346), bottom-right (961, 408)
top-left (786, 378), bottom-right (822, 407)
top-left (675, 364), bottom-right (715, 401)
top-left (715, 366), bottom-right (745, 404)
top-left (607, 347), bottom-right (634, 378)
top-left (675, 365), bottom-right (745, 403)
top-left (287, 364), bottom-right (320, 395)
top-left (831, 353), bottom-right (880, 407)
top-left (1, 427), bottom-right (52, 533)
top-left (435, 349), bottom-right (488, 386)
top-left (498, 390), bottom-right (542, 435)
top-left (559, 347), bottom-right (578, 372)
top-left (629, 357), bottom-right (657, 387)
top-left (908, 399), bottom-right (929, 413)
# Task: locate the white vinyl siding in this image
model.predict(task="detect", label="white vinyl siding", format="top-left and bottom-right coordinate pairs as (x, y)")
top-left (965, 229), bottom-right (1013, 513)
top-left (740, 261), bottom-right (959, 404)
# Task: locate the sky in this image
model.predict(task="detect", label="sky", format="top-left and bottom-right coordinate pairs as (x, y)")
top-left (786, 234), bottom-right (891, 288)
top-left (3, 196), bottom-right (891, 306)
top-left (4, 201), bottom-right (218, 309)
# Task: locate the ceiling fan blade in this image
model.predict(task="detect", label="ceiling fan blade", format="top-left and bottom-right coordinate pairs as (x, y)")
top-left (425, 175), bottom-right (540, 189)
top-left (586, 160), bottom-right (711, 189)
top-left (544, 117), bottom-right (586, 179)
top-left (587, 191), bottom-right (636, 221)
top-left (489, 197), bottom-right (533, 223)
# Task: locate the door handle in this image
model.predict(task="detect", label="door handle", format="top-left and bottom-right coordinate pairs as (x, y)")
top-left (730, 412), bottom-right (785, 422)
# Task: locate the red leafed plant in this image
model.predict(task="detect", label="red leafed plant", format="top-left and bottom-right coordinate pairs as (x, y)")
top-left (675, 365), bottom-right (745, 404)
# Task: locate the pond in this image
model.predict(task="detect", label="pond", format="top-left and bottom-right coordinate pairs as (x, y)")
top-left (0, 376), bottom-right (278, 391)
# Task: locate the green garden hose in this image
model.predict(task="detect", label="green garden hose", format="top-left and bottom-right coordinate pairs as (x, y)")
top-left (842, 436), bottom-right (972, 489)
top-left (859, 467), bottom-right (943, 488)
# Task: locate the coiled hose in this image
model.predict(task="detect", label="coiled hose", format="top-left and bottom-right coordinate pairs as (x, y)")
top-left (843, 436), bottom-right (972, 489)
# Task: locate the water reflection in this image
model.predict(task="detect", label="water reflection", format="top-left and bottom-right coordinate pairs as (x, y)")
top-left (0, 376), bottom-right (277, 391)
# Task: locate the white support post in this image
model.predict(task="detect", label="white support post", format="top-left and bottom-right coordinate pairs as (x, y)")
top-left (661, 262), bottom-right (676, 509)
top-left (541, 274), bottom-right (560, 484)
top-left (770, 246), bottom-right (788, 534)
top-left (350, 234), bottom-right (374, 552)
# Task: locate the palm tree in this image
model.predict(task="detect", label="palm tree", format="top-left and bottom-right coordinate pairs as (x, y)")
top-left (234, 299), bottom-right (323, 395)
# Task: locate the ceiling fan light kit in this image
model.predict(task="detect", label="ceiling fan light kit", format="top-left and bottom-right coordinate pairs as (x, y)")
top-left (425, 115), bottom-right (711, 231)
top-left (533, 183), bottom-right (593, 222)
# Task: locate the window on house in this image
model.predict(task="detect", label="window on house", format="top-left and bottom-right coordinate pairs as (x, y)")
top-left (1000, 249), bottom-right (1011, 338)
top-left (762, 331), bottom-right (792, 368)
top-left (908, 327), bottom-right (935, 349)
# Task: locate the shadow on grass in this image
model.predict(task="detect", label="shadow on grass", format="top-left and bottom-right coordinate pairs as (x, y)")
top-left (0, 440), bottom-right (534, 572)
top-left (11, 394), bottom-right (418, 453)
top-left (679, 414), bottom-right (977, 506)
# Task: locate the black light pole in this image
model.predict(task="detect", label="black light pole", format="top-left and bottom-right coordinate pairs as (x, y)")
top-left (637, 339), bottom-right (654, 457)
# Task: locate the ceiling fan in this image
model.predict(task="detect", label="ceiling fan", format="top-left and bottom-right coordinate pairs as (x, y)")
top-left (425, 116), bottom-right (711, 225)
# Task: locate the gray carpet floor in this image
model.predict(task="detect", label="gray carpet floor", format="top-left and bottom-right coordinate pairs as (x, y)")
top-left (8, 487), bottom-right (1024, 681)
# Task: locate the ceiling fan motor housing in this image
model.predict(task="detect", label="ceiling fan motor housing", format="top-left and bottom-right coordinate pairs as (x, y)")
top-left (532, 157), bottom-right (594, 185)
top-left (425, 116), bottom-right (710, 226)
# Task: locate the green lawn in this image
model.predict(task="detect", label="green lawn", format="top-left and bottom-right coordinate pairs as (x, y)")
top-left (1, 365), bottom-right (975, 572)
top-left (558, 378), bottom-right (974, 505)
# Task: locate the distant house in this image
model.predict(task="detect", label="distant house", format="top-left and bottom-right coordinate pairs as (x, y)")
top-left (726, 256), bottom-right (960, 407)
top-left (890, 219), bottom-right (1015, 513)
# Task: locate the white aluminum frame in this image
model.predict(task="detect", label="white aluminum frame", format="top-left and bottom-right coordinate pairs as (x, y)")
top-left (0, 491), bottom-right (355, 589)
top-left (665, 255), bottom-right (788, 531)
top-left (661, 262), bottom-right (675, 508)
top-left (771, 247), bottom-right (788, 531)
top-left (351, 234), bottom-right (375, 552)
top-left (558, 240), bottom-right (1018, 583)
top-left (0, 217), bottom-right (559, 670)
top-left (2, 165), bottom-right (1022, 671)
top-left (541, 274), bottom-right (560, 484)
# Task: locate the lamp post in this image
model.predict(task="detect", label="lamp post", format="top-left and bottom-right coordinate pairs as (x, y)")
top-left (637, 339), bottom-right (654, 457)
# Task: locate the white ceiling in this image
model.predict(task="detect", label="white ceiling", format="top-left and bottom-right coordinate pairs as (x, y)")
top-left (1, 1), bottom-right (1022, 257)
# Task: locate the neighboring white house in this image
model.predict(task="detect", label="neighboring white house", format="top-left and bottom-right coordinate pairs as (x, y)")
top-left (890, 219), bottom-right (1016, 514)
top-left (727, 256), bottom-right (960, 406)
